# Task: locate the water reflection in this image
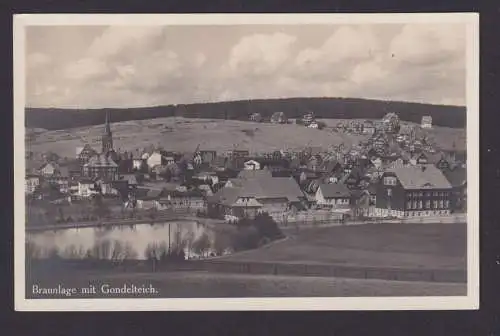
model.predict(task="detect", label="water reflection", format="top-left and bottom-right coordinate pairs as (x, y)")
top-left (26, 221), bottom-right (221, 260)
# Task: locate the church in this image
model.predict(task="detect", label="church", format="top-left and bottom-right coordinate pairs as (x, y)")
top-left (81, 111), bottom-right (120, 181)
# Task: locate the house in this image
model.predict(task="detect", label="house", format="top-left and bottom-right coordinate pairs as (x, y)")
top-left (120, 174), bottom-right (138, 189)
top-left (315, 183), bottom-right (351, 209)
top-left (76, 144), bottom-right (97, 164)
top-left (243, 159), bottom-right (261, 171)
top-left (302, 112), bottom-right (314, 126)
top-left (25, 174), bottom-right (41, 194)
top-left (146, 152), bottom-right (165, 169)
top-left (307, 155), bottom-right (323, 172)
top-left (249, 112), bottom-right (262, 122)
top-left (363, 121), bottom-right (376, 134)
top-left (308, 121), bottom-right (319, 129)
top-left (421, 116), bottom-right (433, 129)
top-left (209, 173), bottom-right (306, 221)
top-left (230, 150), bottom-right (250, 159)
top-left (270, 112), bottom-right (287, 124)
top-left (46, 166), bottom-right (70, 193)
top-left (38, 162), bottom-right (59, 178)
top-left (381, 112), bottom-right (400, 133)
top-left (157, 189), bottom-right (206, 210)
top-left (374, 165), bottom-right (452, 218)
top-left (135, 188), bottom-right (163, 209)
top-left (82, 155), bottom-right (119, 181)
top-left (199, 150), bottom-right (217, 165)
top-left (78, 179), bottom-right (99, 198)
top-left (132, 157), bottom-right (146, 171)
top-left (443, 167), bottom-right (467, 213)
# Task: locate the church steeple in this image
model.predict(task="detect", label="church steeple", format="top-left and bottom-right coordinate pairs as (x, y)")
top-left (102, 111), bottom-right (113, 153)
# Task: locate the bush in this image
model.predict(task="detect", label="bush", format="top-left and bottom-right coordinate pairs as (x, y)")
top-left (232, 226), bottom-right (260, 251)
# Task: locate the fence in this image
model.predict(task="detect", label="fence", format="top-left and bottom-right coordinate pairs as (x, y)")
top-left (28, 259), bottom-right (466, 284)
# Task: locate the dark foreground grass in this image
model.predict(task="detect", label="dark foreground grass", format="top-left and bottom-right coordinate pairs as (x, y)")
top-left (225, 223), bottom-right (467, 270)
top-left (26, 270), bottom-right (466, 298)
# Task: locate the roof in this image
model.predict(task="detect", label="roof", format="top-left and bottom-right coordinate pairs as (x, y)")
top-left (237, 169), bottom-right (272, 179)
top-left (442, 167), bottom-right (467, 187)
top-left (387, 165), bottom-right (452, 190)
top-left (318, 183), bottom-right (351, 198)
top-left (120, 174), bottom-right (138, 185)
top-left (212, 175), bottom-right (304, 205)
top-left (84, 155), bottom-right (118, 168)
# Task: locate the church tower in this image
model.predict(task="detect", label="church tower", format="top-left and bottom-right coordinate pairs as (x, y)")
top-left (101, 111), bottom-right (113, 153)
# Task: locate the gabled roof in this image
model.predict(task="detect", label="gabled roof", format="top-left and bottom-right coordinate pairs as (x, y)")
top-left (84, 155), bottom-right (118, 168)
top-left (212, 174), bottom-right (304, 205)
top-left (318, 183), bottom-right (351, 198)
top-left (387, 164), bottom-right (452, 190)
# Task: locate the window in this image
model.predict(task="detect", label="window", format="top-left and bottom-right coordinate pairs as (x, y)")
top-left (418, 200), bottom-right (423, 209)
top-left (384, 177), bottom-right (396, 186)
top-left (419, 192), bottom-right (424, 197)
top-left (407, 201), bottom-right (412, 209)
top-left (413, 200), bottom-right (417, 209)
top-left (433, 200), bottom-right (438, 209)
top-left (387, 189), bottom-right (392, 196)
top-left (433, 192), bottom-right (438, 197)
top-left (444, 200), bottom-right (449, 209)
top-left (425, 200), bottom-right (431, 209)
top-left (439, 200), bottom-right (444, 208)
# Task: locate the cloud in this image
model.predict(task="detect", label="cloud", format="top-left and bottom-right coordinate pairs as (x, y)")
top-left (226, 33), bottom-right (297, 77)
top-left (294, 26), bottom-right (382, 79)
top-left (389, 24), bottom-right (465, 66)
top-left (26, 24), bottom-right (467, 108)
top-left (63, 58), bottom-right (109, 81)
top-left (27, 52), bottom-right (51, 69)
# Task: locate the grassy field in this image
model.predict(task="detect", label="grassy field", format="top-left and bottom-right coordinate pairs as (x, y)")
top-left (26, 117), bottom-right (370, 158)
top-left (26, 269), bottom-right (466, 298)
top-left (223, 223), bottom-right (467, 270)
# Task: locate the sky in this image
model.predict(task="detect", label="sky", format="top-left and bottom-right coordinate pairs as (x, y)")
top-left (25, 23), bottom-right (467, 108)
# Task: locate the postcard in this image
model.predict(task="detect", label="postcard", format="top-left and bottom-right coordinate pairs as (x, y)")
top-left (14, 13), bottom-right (479, 311)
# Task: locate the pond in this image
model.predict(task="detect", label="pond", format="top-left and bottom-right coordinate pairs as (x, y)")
top-left (26, 221), bottom-right (230, 261)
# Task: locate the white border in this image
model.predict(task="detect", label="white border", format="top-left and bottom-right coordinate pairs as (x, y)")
top-left (14, 13), bottom-right (480, 311)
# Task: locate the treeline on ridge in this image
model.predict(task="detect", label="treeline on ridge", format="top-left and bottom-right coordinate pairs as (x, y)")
top-left (25, 97), bottom-right (466, 131)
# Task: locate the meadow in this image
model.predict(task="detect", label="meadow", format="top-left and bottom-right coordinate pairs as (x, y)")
top-left (26, 117), bottom-right (466, 159)
top-left (222, 223), bottom-right (467, 271)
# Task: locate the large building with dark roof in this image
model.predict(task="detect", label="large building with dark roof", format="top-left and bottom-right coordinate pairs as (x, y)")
top-left (374, 164), bottom-right (452, 218)
top-left (209, 171), bottom-right (306, 220)
top-left (82, 154), bottom-right (119, 181)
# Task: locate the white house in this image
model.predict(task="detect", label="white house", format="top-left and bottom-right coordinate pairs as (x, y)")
top-left (147, 152), bottom-right (164, 169)
top-left (78, 180), bottom-right (97, 198)
top-left (243, 159), bottom-right (261, 170)
top-left (315, 183), bottom-right (351, 209)
top-left (164, 156), bottom-right (176, 165)
top-left (132, 158), bottom-right (144, 170)
top-left (421, 116), bottom-right (433, 129)
top-left (308, 121), bottom-right (319, 129)
top-left (25, 175), bottom-right (41, 194)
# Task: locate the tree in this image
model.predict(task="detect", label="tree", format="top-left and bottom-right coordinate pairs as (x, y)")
top-left (191, 232), bottom-right (211, 257)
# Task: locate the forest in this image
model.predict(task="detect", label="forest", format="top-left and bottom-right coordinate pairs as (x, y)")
top-left (25, 97), bottom-right (466, 131)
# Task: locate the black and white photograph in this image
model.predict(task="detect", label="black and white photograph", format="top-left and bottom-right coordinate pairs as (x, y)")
top-left (14, 13), bottom-right (479, 311)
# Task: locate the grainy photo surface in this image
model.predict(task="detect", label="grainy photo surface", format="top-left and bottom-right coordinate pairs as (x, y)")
top-left (14, 13), bottom-right (479, 311)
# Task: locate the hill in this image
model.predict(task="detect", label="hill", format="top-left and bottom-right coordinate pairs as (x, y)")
top-left (25, 97), bottom-right (466, 131)
top-left (27, 117), bottom-right (370, 158)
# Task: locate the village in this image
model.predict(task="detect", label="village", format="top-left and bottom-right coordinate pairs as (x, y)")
top-left (24, 110), bottom-right (467, 228)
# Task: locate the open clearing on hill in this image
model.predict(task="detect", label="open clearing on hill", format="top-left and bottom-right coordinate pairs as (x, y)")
top-left (27, 117), bottom-right (367, 157)
top-left (26, 117), bottom-right (466, 158)
top-left (223, 223), bottom-right (466, 271)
